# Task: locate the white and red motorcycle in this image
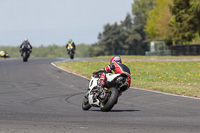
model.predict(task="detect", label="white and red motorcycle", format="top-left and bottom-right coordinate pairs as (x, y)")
top-left (82, 72), bottom-right (128, 112)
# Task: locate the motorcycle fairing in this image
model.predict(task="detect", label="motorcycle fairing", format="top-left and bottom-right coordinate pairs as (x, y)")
top-left (106, 73), bottom-right (121, 82)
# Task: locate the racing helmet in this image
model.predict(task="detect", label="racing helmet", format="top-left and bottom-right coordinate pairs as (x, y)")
top-left (24, 38), bottom-right (28, 41)
top-left (110, 56), bottom-right (122, 63)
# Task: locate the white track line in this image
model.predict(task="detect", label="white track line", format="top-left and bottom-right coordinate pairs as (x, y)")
top-left (51, 61), bottom-right (200, 100)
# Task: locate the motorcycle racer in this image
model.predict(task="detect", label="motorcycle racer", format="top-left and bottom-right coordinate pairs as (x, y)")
top-left (20, 38), bottom-right (32, 56)
top-left (66, 39), bottom-right (76, 54)
top-left (0, 51), bottom-right (9, 58)
top-left (93, 56), bottom-right (131, 99)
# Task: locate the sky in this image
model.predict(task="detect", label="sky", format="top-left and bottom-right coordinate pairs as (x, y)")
top-left (0, 0), bottom-right (133, 46)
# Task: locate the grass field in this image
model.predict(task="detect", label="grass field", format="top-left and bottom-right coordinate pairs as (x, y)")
top-left (55, 56), bottom-right (200, 98)
top-left (93, 55), bottom-right (200, 59)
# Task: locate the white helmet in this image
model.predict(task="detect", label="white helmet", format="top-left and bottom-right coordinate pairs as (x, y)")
top-left (24, 38), bottom-right (28, 41)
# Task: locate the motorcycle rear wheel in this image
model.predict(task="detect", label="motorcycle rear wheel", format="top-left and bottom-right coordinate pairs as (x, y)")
top-left (82, 97), bottom-right (92, 110)
top-left (100, 87), bottom-right (119, 112)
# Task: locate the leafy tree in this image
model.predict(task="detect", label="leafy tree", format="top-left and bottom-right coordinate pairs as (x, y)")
top-left (131, 0), bottom-right (154, 54)
top-left (170, 0), bottom-right (192, 44)
top-left (170, 0), bottom-right (200, 44)
top-left (120, 14), bottom-right (133, 55)
top-left (89, 0), bottom-right (155, 56)
top-left (146, 0), bottom-right (173, 42)
top-left (190, 0), bottom-right (200, 34)
top-left (145, 0), bottom-right (200, 45)
top-left (132, 0), bottom-right (154, 23)
top-left (88, 43), bottom-right (104, 57)
top-left (89, 22), bottom-right (123, 56)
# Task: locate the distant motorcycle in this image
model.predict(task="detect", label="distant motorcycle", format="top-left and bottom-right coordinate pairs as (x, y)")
top-left (20, 47), bottom-right (31, 62)
top-left (67, 44), bottom-right (75, 59)
top-left (82, 72), bottom-right (128, 112)
top-left (0, 51), bottom-right (10, 58)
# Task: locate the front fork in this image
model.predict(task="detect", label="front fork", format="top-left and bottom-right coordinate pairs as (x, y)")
top-left (84, 88), bottom-right (90, 98)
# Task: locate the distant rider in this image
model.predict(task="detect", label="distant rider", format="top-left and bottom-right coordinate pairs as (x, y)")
top-left (66, 39), bottom-right (76, 54)
top-left (93, 56), bottom-right (131, 99)
top-left (20, 38), bottom-right (32, 56)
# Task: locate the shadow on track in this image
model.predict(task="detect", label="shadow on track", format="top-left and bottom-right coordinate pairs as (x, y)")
top-left (110, 109), bottom-right (140, 112)
top-left (90, 109), bottom-right (140, 112)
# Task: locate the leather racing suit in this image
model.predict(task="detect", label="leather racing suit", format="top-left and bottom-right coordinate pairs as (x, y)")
top-left (95, 62), bottom-right (131, 93)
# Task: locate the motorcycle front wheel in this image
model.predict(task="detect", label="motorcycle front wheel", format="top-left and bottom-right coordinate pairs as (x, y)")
top-left (70, 54), bottom-right (74, 59)
top-left (69, 51), bottom-right (74, 59)
top-left (82, 97), bottom-right (92, 110)
top-left (23, 52), bottom-right (28, 62)
top-left (100, 87), bottom-right (119, 112)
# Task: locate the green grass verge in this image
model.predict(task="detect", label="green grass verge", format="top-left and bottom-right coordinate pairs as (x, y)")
top-left (93, 55), bottom-right (200, 59)
top-left (55, 58), bottom-right (200, 98)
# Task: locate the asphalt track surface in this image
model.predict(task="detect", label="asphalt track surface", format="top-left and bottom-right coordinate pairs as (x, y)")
top-left (0, 58), bottom-right (200, 133)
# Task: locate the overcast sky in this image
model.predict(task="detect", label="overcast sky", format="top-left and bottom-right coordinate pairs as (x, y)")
top-left (0, 0), bottom-right (133, 46)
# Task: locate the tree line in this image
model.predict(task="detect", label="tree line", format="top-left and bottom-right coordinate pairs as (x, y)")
top-left (89, 0), bottom-right (200, 56)
top-left (0, 44), bottom-right (90, 58)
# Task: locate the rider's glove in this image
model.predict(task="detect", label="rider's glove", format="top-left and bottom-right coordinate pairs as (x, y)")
top-left (92, 71), bottom-right (98, 74)
top-left (93, 68), bottom-right (105, 75)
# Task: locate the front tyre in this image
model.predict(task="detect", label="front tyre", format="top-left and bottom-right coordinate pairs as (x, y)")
top-left (82, 97), bottom-right (92, 110)
top-left (23, 52), bottom-right (28, 62)
top-left (100, 88), bottom-right (119, 112)
top-left (70, 52), bottom-right (74, 59)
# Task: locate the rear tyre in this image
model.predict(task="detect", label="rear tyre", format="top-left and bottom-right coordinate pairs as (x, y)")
top-left (100, 88), bottom-right (119, 112)
top-left (82, 97), bottom-right (92, 110)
